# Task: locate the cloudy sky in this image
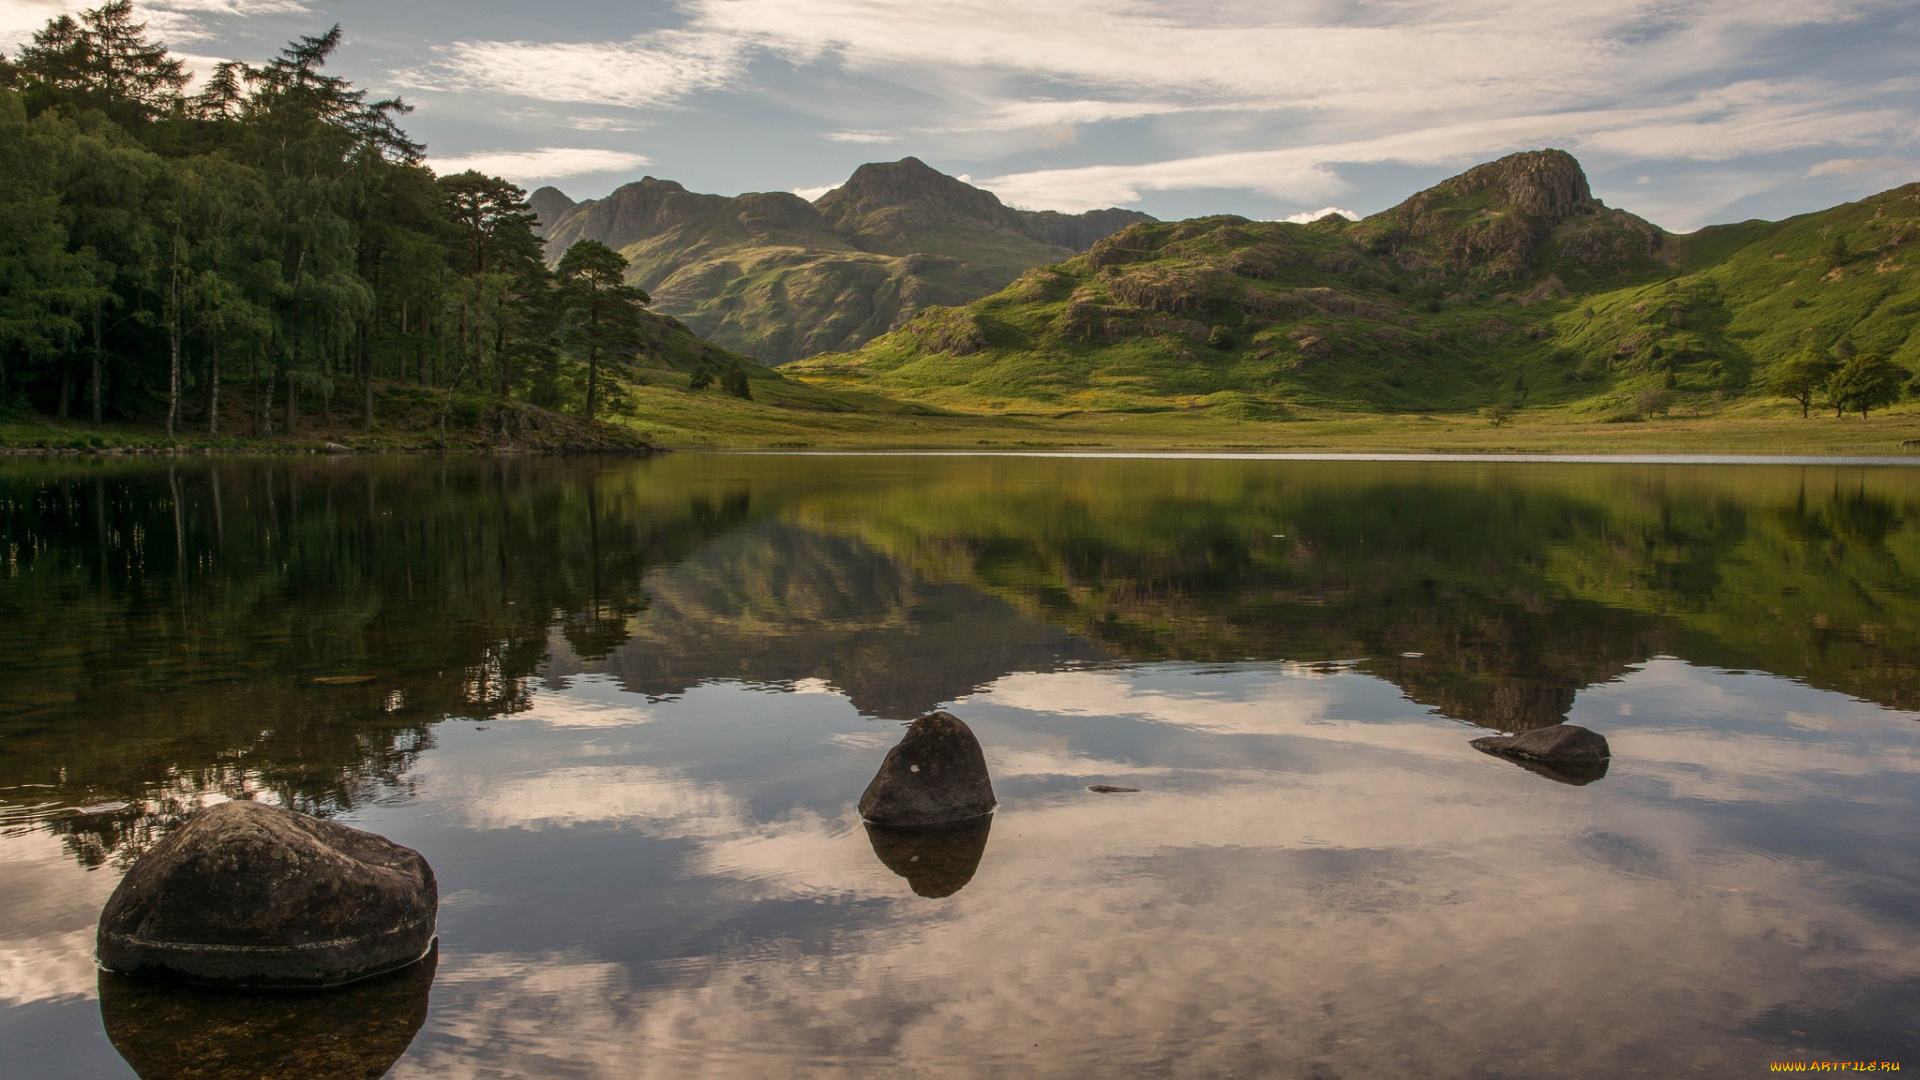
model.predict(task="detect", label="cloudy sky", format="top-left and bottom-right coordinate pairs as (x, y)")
top-left (5, 0), bottom-right (1918, 229)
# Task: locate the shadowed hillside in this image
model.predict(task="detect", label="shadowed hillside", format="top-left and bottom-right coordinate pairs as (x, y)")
top-left (534, 158), bottom-right (1152, 363)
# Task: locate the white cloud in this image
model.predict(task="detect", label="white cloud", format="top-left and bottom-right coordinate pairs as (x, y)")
top-left (984, 82), bottom-right (1913, 212)
top-left (4, 0), bottom-right (307, 49)
top-left (397, 32), bottom-right (744, 110)
top-left (0, 1), bottom-right (85, 51)
top-left (791, 185), bottom-right (835, 201)
top-left (430, 147), bottom-right (654, 183)
top-left (1807, 157), bottom-right (1916, 177)
top-left (382, 0), bottom-right (1911, 223)
top-left (1281, 206), bottom-right (1360, 223)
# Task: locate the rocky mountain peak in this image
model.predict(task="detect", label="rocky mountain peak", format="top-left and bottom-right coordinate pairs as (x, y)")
top-left (527, 186), bottom-right (577, 239)
top-left (817, 157), bottom-right (1009, 223)
top-left (1405, 149), bottom-right (1598, 225)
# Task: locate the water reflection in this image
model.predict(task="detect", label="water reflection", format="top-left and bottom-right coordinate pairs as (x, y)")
top-left (99, 945), bottom-right (436, 1080)
top-left (3, 456), bottom-right (1920, 1076)
top-left (864, 817), bottom-right (994, 898)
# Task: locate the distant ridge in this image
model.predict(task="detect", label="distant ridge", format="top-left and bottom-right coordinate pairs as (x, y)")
top-left (787, 149), bottom-right (1920, 421)
top-left (534, 159), bottom-right (1154, 363)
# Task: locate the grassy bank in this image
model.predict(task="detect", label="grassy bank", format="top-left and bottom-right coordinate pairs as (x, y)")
top-left (609, 366), bottom-right (1920, 454)
top-left (0, 384), bottom-right (657, 455)
top-left (7, 369), bottom-right (1917, 457)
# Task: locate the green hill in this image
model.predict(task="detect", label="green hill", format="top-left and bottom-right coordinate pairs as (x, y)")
top-left (534, 158), bottom-right (1153, 364)
top-left (785, 150), bottom-right (1920, 419)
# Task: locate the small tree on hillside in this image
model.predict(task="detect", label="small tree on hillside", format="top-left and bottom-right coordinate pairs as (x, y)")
top-left (1766, 349), bottom-right (1835, 418)
top-left (1825, 352), bottom-right (1908, 419)
top-left (557, 239), bottom-right (648, 421)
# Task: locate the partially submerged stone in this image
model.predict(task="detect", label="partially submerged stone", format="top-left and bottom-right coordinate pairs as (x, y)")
top-left (1470, 723), bottom-right (1611, 762)
top-left (865, 816), bottom-right (993, 898)
top-left (97, 800), bottom-right (437, 988)
top-left (99, 944), bottom-right (436, 1080)
top-left (858, 711), bottom-right (996, 826)
top-left (1471, 723), bottom-right (1612, 785)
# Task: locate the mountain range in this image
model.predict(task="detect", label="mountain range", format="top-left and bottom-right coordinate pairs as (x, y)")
top-left (781, 150), bottom-right (1920, 418)
top-left (532, 158), bottom-right (1153, 363)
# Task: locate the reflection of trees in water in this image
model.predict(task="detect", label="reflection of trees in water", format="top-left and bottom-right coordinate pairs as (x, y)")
top-left (786, 460), bottom-right (1920, 728)
top-left (6, 456), bottom-right (1919, 864)
top-left (0, 458), bottom-right (736, 865)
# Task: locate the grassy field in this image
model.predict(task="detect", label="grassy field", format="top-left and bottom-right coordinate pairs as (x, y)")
top-left (604, 364), bottom-right (1920, 454)
top-left (6, 364), bottom-right (1917, 457)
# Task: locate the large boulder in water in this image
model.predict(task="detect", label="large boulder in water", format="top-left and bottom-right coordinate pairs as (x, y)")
top-left (97, 800), bottom-right (437, 988)
top-left (858, 711), bottom-right (997, 826)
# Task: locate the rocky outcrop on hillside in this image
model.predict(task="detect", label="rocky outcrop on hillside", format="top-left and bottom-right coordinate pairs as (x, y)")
top-left (1354, 149), bottom-right (1668, 280)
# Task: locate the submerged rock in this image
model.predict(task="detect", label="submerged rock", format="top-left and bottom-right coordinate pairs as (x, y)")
top-left (99, 944), bottom-right (435, 1080)
top-left (865, 815), bottom-right (994, 898)
top-left (1472, 723), bottom-right (1612, 785)
top-left (97, 800), bottom-right (437, 988)
top-left (858, 711), bottom-right (996, 826)
top-left (1470, 723), bottom-right (1611, 762)
top-left (1494, 754), bottom-right (1611, 786)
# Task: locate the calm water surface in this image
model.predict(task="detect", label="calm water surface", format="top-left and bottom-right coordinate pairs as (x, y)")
top-left (3, 454), bottom-right (1919, 1078)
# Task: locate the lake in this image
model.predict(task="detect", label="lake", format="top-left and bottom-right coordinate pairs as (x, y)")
top-left (2, 452), bottom-right (1918, 1078)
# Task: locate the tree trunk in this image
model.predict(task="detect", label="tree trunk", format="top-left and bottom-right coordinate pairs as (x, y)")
top-left (57, 355), bottom-right (71, 420)
top-left (90, 308), bottom-right (103, 424)
top-left (285, 355), bottom-right (298, 434)
top-left (499, 321), bottom-right (512, 400)
top-left (585, 300), bottom-right (600, 421)
top-left (208, 341), bottom-right (220, 436)
top-left (166, 233), bottom-right (181, 439)
top-left (361, 320), bottom-right (373, 429)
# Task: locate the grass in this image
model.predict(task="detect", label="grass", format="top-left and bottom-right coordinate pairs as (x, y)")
top-left (599, 369), bottom-right (1920, 453)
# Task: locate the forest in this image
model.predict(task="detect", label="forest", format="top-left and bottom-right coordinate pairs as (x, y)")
top-left (0, 2), bottom-right (650, 437)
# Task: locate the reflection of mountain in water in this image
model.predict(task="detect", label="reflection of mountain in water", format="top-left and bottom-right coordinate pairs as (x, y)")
top-left (7, 456), bottom-right (1919, 868)
top-left (547, 522), bottom-right (1107, 719)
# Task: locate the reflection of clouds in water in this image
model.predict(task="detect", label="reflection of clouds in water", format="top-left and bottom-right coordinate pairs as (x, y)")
top-left (976, 666), bottom-right (1371, 735)
top-left (1574, 658), bottom-right (1920, 804)
top-left (396, 774), bottom-right (1920, 1077)
top-left (386, 661), bottom-right (1920, 1076)
top-left (465, 767), bottom-right (745, 837)
top-left (0, 928), bottom-right (96, 1005)
top-left (506, 677), bottom-right (655, 729)
top-left (0, 831), bottom-right (121, 1005)
top-left (987, 747), bottom-right (1172, 780)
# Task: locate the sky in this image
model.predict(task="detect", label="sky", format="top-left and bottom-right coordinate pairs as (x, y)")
top-left (4, 0), bottom-right (1918, 230)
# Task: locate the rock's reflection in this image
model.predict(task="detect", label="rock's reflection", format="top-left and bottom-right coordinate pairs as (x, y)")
top-left (865, 816), bottom-right (995, 898)
top-left (1477, 752), bottom-right (1612, 786)
top-left (98, 943), bottom-right (436, 1080)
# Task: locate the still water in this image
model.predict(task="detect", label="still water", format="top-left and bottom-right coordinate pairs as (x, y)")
top-left (3, 453), bottom-right (1919, 1078)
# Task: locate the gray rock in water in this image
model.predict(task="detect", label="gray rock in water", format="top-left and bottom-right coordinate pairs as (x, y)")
top-left (1471, 723), bottom-right (1612, 763)
top-left (97, 800), bottom-right (437, 988)
top-left (858, 711), bottom-right (997, 826)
